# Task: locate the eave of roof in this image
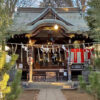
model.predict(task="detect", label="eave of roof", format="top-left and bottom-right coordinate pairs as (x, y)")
top-left (9, 19), bottom-right (89, 35)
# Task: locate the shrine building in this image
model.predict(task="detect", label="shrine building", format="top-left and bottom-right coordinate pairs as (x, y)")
top-left (8, 1), bottom-right (93, 82)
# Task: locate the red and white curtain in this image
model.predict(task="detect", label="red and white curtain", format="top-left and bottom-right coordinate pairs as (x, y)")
top-left (67, 48), bottom-right (94, 64)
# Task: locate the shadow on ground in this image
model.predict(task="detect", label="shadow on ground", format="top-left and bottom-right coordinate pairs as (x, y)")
top-left (18, 90), bottom-right (39, 100)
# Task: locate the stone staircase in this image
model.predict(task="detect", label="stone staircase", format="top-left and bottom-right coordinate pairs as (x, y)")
top-left (22, 81), bottom-right (78, 90)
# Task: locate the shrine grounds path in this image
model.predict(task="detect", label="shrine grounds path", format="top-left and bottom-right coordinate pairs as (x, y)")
top-left (18, 89), bottom-right (95, 100)
top-left (37, 89), bottom-right (66, 100)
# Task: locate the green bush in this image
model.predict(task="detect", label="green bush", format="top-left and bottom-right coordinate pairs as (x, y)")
top-left (94, 57), bottom-right (100, 68)
top-left (6, 70), bottom-right (22, 100)
top-left (78, 75), bottom-right (86, 90)
top-left (79, 71), bottom-right (100, 100)
top-left (87, 72), bottom-right (100, 100)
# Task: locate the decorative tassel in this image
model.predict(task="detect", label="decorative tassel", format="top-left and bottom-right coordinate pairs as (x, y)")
top-left (83, 43), bottom-right (85, 49)
top-left (52, 45), bottom-right (55, 54)
top-left (38, 48), bottom-right (40, 62)
top-left (14, 44), bottom-right (18, 54)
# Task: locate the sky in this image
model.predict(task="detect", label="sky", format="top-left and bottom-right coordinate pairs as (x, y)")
top-left (17, 0), bottom-right (43, 7)
top-left (34, 0), bottom-right (43, 7)
top-left (17, 0), bottom-right (86, 8)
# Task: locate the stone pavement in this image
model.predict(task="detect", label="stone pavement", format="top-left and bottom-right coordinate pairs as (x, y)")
top-left (37, 89), bottom-right (66, 100)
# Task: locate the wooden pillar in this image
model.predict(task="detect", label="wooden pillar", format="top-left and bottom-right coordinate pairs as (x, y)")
top-left (29, 64), bottom-right (33, 83)
top-left (28, 46), bottom-right (33, 83)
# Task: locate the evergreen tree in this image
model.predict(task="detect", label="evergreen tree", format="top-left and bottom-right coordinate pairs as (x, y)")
top-left (6, 70), bottom-right (22, 100)
top-left (0, 51), bottom-right (18, 100)
top-left (0, 0), bottom-right (21, 100)
top-left (86, 0), bottom-right (100, 42)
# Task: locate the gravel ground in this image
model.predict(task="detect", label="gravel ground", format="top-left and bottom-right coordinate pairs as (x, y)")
top-left (62, 90), bottom-right (95, 100)
top-left (18, 90), bottom-right (39, 100)
top-left (17, 89), bottom-right (95, 100)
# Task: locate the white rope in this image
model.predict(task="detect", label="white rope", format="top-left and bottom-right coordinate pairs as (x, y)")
top-left (6, 42), bottom-right (100, 47)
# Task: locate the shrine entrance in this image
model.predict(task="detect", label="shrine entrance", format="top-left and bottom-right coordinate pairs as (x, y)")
top-left (7, 22), bottom-right (93, 82)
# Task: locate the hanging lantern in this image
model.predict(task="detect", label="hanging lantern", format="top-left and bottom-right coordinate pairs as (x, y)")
top-left (54, 24), bottom-right (59, 30)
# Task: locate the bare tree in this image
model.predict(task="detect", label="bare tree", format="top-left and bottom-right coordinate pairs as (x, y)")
top-left (17, 0), bottom-right (38, 7)
top-left (40, 0), bottom-right (74, 7)
top-left (4, 0), bottom-right (18, 17)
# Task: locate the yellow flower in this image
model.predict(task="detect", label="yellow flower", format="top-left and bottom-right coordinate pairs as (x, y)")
top-left (3, 87), bottom-right (11, 94)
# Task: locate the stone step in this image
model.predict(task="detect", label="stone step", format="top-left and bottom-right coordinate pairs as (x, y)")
top-left (22, 82), bottom-right (78, 90)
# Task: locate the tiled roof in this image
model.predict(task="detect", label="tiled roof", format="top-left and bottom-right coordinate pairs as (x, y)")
top-left (9, 7), bottom-right (89, 34)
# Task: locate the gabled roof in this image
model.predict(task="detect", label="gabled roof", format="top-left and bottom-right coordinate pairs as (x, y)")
top-left (28, 7), bottom-right (73, 26)
top-left (9, 6), bottom-right (89, 34)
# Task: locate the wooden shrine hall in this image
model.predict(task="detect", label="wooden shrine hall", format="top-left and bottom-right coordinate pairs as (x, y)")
top-left (8, 1), bottom-right (93, 82)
